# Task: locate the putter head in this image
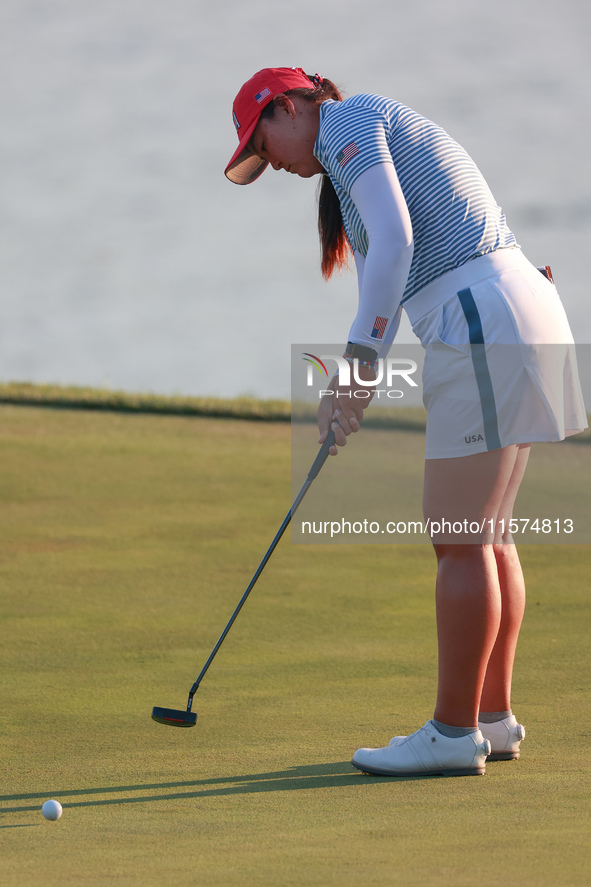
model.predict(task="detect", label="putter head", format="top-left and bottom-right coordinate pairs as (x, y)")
top-left (151, 706), bottom-right (197, 727)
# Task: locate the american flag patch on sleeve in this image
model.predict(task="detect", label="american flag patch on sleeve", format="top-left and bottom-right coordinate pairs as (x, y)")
top-left (371, 316), bottom-right (388, 339)
top-left (336, 142), bottom-right (360, 167)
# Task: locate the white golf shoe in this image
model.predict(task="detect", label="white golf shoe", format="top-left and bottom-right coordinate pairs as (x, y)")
top-left (351, 720), bottom-right (491, 777)
top-left (477, 715), bottom-right (525, 761)
top-left (388, 714), bottom-right (526, 762)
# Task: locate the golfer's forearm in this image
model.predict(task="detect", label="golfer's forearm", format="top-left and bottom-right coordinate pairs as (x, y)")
top-left (348, 162), bottom-right (413, 353)
top-left (349, 246), bottom-right (411, 351)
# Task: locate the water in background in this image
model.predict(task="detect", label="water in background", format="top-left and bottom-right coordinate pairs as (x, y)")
top-left (1, 0), bottom-right (590, 399)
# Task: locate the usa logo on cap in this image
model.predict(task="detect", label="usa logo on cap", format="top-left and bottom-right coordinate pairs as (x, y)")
top-left (255, 87), bottom-right (272, 104)
top-left (233, 111), bottom-right (240, 132)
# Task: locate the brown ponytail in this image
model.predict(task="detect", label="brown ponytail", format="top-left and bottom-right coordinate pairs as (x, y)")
top-left (317, 174), bottom-right (350, 279)
top-left (262, 75), bottom-right (351, 279)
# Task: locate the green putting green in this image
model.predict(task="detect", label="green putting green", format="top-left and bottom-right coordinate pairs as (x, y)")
top-left (1, 404), bottom-right (589, 886)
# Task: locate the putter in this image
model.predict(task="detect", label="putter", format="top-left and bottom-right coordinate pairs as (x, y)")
top-left (152, 428), bottom-right (336, 727)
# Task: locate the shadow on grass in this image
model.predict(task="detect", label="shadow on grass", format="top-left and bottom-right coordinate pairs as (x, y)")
top-left (0, 762), bottom-right (435, 814)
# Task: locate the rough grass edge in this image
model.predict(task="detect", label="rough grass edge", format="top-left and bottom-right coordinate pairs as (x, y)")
top-left (0, 381), bottom-right (430, 431)
top-left (2, 381), bottom-right (590, 440)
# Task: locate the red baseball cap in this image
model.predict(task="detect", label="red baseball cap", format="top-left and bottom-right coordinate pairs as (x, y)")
top-left (225, 67), bottom-right (315, 185)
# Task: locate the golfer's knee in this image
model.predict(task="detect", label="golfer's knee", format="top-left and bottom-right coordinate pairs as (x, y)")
top-left (432, 543), bottom-right (487, 564)
top-left (492, 541), bottom-right (518, 562)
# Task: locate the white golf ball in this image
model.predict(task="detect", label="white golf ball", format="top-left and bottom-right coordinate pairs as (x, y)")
top-left (42, 800), bottom-right (63, 821)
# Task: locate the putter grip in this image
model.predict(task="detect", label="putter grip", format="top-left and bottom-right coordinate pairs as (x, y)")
top-left (307, 428), bottom-right (336, 480)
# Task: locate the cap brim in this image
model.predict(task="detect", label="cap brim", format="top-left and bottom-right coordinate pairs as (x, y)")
top-left (225, 150), bottom-right (268, 185)
top-left (224, 116), bottom-right (269, 185)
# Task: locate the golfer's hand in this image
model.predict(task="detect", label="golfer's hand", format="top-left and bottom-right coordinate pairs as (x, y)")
top-left (317, 365), bottom-right (376, 455)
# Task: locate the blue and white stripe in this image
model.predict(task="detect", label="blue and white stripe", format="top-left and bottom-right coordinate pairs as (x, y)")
top-left (314, 95), bottom-right (517, 301)
top-left (457, 288), bottom-right (502, 451)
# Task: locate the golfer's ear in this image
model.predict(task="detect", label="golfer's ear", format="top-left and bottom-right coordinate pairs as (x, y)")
top-left (273, 94), bottom-right (296, 118)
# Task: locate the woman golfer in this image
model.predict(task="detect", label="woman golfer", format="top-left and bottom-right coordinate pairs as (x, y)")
top-left (225, 68), bottom-right (587, 777)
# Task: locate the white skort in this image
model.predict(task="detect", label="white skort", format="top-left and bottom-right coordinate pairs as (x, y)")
top-left (403, 248), bottom-right (588, 459)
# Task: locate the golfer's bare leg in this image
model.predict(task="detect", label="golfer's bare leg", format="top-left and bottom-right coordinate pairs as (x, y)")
top-left (423, 446), bottom-right (527, 728)
top-left (480, 444), bottom-right (530, 712)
